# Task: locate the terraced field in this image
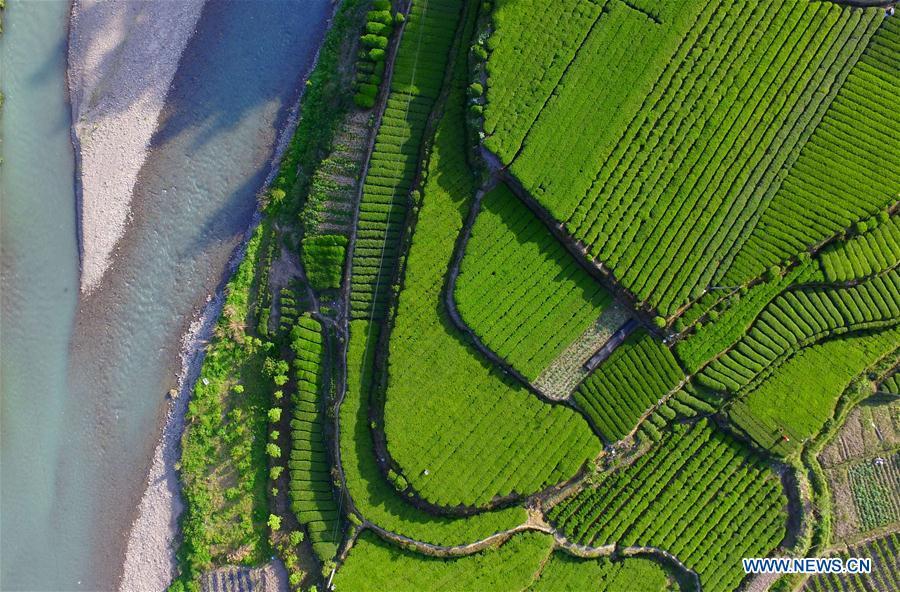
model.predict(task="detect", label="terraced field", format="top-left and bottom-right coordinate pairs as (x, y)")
top-left (573, 330), bottom-right (684, 442)
top-left (173, 0), bottom-right (900, 589)
top-left (548, 420), bottom-right (787, 592)
top-left (485, 0), bottom-right (890, 317)
top-left (379, 20), bottom-right (600, 506)
top-left (804, 532), bottom-right (900, 592)
top-left (350, 0), bottom-right (467, 320)
top-left (455, 183), bottom-right (612, 381)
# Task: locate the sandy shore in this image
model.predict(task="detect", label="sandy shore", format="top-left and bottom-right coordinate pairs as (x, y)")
top-left (118, 42), bottom-right (319, 591)
top-left (119, 289), bottom-right (221, 592)
top-left (68, 0), bottom-right (206, 294)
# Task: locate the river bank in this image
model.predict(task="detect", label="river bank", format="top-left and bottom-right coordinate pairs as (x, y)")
top-left (84, 2), bottom-right (336, 589)
top-left (68, 0), bottom-right (207, 294)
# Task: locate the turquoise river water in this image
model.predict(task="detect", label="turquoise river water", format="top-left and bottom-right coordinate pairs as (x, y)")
top-left (0, 1), bottom-right (332, 589)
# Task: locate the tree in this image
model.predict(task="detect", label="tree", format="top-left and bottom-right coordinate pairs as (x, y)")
top-left (268, 407), bottom-right (282, 422)
top-left (266, 443), bottom-right (282, 458)
top-left (268, 513), bottom-right (282, 531)
top-left (653, 316), bottom-right (666, 329)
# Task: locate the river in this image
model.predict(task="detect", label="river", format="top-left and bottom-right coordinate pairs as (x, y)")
top-left (0, 1), bottom-right (332, 589)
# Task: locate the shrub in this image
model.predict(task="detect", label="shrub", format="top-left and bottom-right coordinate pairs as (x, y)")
top-left (270, 466), bottom-right (283, 480)
top-left (368, 48), bottom-right (385, 62)
top-left (357, 82), bottom-right (378, 98)
top-left (367, 10), bottom-right (392, 25)
top-left (361, 34), bottom-right (388, 50)
top-left (266, 443), bottom-right (282, 458)
top-left (653, 316), bottom-right (666, 329)
top-left (268, 407), bottom-right (282, 422)
top-left (366, 21), bottom-right (388, 35)
top-left (354, 93), bottom-right (377, 109)
top-left (268, 514), bottom-right (282, 531)
top-left (468, 82), bottom-right (484, 97)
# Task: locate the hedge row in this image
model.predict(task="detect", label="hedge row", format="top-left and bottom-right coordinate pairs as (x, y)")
top-left (455, 183), bottom-right (612, 381)
top-left (548, 420), bottom-right (787, 592)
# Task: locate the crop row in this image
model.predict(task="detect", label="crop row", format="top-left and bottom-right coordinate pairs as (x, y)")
top-left (350, 0), bottom-right (466, 321)
top-left (636, 385), bottom-right (718, 444)
top-left (454, 183), bottom-right (611, 381)
top-left (381, 33), bottom-right (600, 508)
top-left (803, 532), bottom-right (900, 592)
top-left (286, 315), bottom-right (341, 562)
top-left (567, 0), bottom-right (880, 316)
top-left (848, 453), bottom-right (900, 531)
top-left (510, 0), bottom-right (705, 226)
top-left (482, 0), bottom-right (606, 161)
top-left (698, 269), bottom-right (900, 393)
top-left (334, 530), bottom-right (555, 591)
top-left (724, 16), bottom-right (900, 285)
top-left (572, 330), bottom-right (684, 442)
top-left (820, 213), bottom-right (899, 283)
top-left (728, 326), bottom-right (900, 456)
top-left (675, 260), bottom-right (822, 372)
top-left (529, 551), bottom-right (672, 592)
top-left (341, 320), bottom-right (528, 545)
top-left (880, 373), bottom-right (899, 395)
top-left (548, 420), bottom-right (786, 592)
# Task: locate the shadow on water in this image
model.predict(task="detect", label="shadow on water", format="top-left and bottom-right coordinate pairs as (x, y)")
top-left (53, 1), bottom-right (334, 589)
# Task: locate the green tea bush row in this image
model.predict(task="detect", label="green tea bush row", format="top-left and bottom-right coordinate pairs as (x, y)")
top-left (548, 420), bottom-right (787, 592)
top-left (573, 331), bottom-right (684, 442)
top-left (286, 315), bottom-right (342, 562)
top-left (350, 0), bottom-right (466, 320)
top-left (698, 269), bottom-right (900, 393)
top-left (820, 212), bottom-right (899, 282)
top-left (454, 183), bottom-right (612, 381)
top-left (380, 13), bottom-right (600, 508)
top-left (728, 327), bottom-right (900, 456)
top-left (725, 16), bottom-right (900, 285)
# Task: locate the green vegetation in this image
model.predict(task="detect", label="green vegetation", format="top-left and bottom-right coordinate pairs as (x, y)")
top-left (340, 321), bottom-right (528, 544)
top-left (804, 532), bottom-right (900, 592)
top-left (381, 15), bottom-right (600, 507)
top-left (353, 1), bottom-right (396, 108)
top-left (847, 452), bottom-right (900, 531)
top-left (175, 0), bottom-right (900, 588)
top-left (483, 0), bottom-right (604, 160)
top-left (286, 315), bottom-right (342, 561)
top-left (177, 223), bottom-right (274, 587)
top-left (573, 331), bottom-right (684, 442)
top-left (455, 183), bottom-right (611, 381)
top-left (548, 420), bottom-right (786, 592)
top-left (485, 0), bottom-right (885, 316)
top-left (880, 373), bottom-right (900, 395)
top-left (527, 552), bottom-right (674, 592)
top-left (820, 213), bottom-right (899, 282)
top-left (269, 0), bottom-right (370, 219)
top-left (350, 0), bottom-right (467, 320)
top-left (675, 260), bottom-right (822, 372)
top-left (699, 270), bottom-right (900, 393)
top-left (301, 234), bottom-right (348, 291)
top-left (334, 531), bottom-right (554, 591)
top-left (728, 327), bottom-right (900, 456)
top-left (726, 16), bottom-right (900, 285)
